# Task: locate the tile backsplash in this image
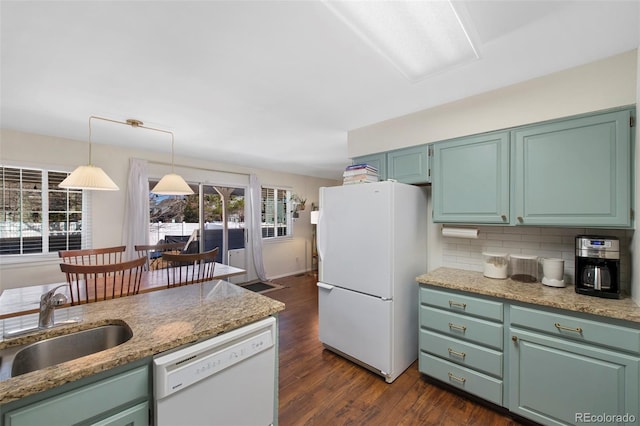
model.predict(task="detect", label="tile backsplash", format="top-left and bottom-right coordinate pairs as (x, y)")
top-left (440, 226), bottom-right (633, 291)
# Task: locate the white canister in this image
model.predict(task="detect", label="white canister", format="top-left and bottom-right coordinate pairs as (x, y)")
top-left (540, 257), bottom-right (566, 287)
top-left (482, 252), bottom-right (509, 279)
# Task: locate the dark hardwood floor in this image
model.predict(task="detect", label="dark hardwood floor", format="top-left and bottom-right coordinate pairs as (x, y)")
top-left (267, 274), bottom-right (525, 426)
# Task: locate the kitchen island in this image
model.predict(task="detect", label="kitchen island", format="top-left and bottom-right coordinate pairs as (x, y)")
top-left (0, 279), bottom-right (285, 405)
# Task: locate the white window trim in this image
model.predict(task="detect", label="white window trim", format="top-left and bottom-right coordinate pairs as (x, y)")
top-left (0, 163), bottom-right (90, 263)
top-left (261, 186), bottom-right (293, 240)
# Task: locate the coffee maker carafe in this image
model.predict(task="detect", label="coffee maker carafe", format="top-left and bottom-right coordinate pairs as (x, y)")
top-left (575, 235), bottom-right (620, 299)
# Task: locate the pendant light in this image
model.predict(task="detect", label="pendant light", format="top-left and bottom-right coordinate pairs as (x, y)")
top-left (148, 123), bottom-right (194, 196)
top-left (58, 116), bottom-right (119, 190)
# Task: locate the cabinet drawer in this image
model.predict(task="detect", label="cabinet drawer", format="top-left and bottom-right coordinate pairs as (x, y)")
top-left (4, 366), bottom-right (149, 426)
top-left (419, 329), bottom-right (503, 378)
top-left (420, 306), bottom-right (503, 350)
top-left (510, 305), bottom-right (640, 354)
top-left (420, 286), bottom-right (503, 322)
top-left (419, 352), bottom-right (503, 406)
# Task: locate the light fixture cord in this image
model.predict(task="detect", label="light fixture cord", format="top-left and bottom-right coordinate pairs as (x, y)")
top-left (88, 116), bottom-right (94, 165)
top-left (87, 115), bottom-right (176, 170)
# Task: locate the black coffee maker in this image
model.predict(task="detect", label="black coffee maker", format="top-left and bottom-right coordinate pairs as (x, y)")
top-left (575, 235), bottom-right (621, 299)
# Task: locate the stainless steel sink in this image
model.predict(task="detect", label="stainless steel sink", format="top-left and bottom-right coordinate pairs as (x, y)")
top-left (0, 324), bottom-right (133, 380)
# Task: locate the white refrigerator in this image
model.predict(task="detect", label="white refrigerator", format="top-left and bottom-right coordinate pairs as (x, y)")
top-left (317, 181), bottom-right (428, 383)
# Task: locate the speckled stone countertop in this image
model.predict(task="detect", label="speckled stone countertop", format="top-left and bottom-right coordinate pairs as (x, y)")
top-left (417, 267), bottom-right (640, 324)
top-left (0, 280), bottom-right (285, 404)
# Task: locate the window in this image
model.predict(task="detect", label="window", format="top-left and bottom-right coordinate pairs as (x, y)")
top-left (0, 166), bottom-right (84, 255)
top-left (261, 187), bottom-right (291, 239)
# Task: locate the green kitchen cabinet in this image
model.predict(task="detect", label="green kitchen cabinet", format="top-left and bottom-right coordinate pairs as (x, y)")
top-left (509, 305), bottom-right (640, 425)
top-left (432, 131), bottom-right (510, 223)
top-left (511, 109), bottom-right (633, 227)
top-left (352, 153), bottom-right (387, 181)
top-left (387, 145), bottom-right (430, 184)
top-left (418, 286), bottom-right (505, 406)
top-left (419, 284), bottom-right (640, 425)
top-left (353, 144), bottom-right (431, 184)
top-left (2, 363), bottom-right (150, 426)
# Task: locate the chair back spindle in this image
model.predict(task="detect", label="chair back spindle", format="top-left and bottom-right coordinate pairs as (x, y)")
top-left (162, 247), bottom-right (219, 287)
top-left (59, 256), bottom-right (147, 305)
top-left (59, 245), bottom-right (126, 265)
top-left (134, 242), bottom-right (186, 271)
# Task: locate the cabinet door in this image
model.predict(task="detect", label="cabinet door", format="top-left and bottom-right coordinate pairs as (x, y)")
top-left (512, 110), bottom-right (632, 227)
top-left (432, 132), bottom-right (510, 223)
top-left (352, 153), bottom-right (386, 180)
top-left (509, 328), bottom-right (639, 426)
top-left (90, 401), bottom-right (149, 426)
top-left (387, 145), bottom-right (430, 184)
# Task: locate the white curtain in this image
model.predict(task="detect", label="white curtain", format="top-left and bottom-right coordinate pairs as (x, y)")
top-left (249, 174), bottom-right (267, 281)
top-left (122, 158), bottom-right (150, 260)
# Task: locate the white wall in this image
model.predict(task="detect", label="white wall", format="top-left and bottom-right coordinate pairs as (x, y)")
top-left (0, 129), bottom-right (339, 289)
top-left (349, 50), bottom-right (637, 157)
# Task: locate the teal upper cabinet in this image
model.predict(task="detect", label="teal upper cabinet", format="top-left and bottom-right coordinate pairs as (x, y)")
top-left (352, 153), bottom-right (387, 181)
top-left (512, 109), bottom-right (633, 227)
top-left (353, 144), bottom-right (431, 184)
top-left (387, 145), bottom-right (430, 184)
top-left (432, 131), bottom-right (510, 224)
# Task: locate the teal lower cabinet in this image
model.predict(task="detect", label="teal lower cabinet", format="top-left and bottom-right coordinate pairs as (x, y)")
top-left (418, 286), bottom-right (504, 406)
top-left (509, 328), bottom-right (639, 426)
top-left (1, 362), bottom-right (150, 426)
top-left (419, 284), bottom-right (640, 425)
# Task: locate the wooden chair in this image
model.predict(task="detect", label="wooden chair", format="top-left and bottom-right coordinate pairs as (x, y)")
top-left (134, 242), bottom-right (186, 271)
top-left (59, 256), bottom-right (147, 305)
top-left (161, 247), bottom-right (219, 288)
top-left (58, 245), bottom-right (126, 265)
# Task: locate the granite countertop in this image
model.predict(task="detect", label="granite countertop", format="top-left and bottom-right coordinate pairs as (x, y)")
top-left (417, 267), bottom-right (640, 324)
top-left (0, 280), bottom-right (285, 404)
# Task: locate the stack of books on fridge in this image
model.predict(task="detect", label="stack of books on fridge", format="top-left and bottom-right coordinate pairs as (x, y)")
top-left (343, 163), bottom-right (379, 185)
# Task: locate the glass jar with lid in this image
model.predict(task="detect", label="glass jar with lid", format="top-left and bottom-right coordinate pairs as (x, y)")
top-left (510, 254), bottom-right (539, 283)
top-left (482, 252), bottom-right (509, 279)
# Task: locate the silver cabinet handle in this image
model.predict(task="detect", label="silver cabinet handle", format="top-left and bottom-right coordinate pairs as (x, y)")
top-left (448, 300), bottom-right (467, 310)
top-left (501, 214), bottom-right (507, 221)
top-left (517, 216), bottom-right (524, 223)
top-left (448, 372), bottom-right (466, 384)
top-left (447, 348), bottom-right (466, 359)
top-left (554, 322), bottom-right (583, 334)
top-left (448, 322), bottom-right (467, 332)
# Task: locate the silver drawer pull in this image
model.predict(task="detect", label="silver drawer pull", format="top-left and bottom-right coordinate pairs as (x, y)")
top-left (447, 348), bottom-right (466, 359)
top-left (448, 372), bottom-right (466, 384)
top-left (448, 301), bottom-right (467, 309)
top-left (554, 322), bottom-right (583, 334)
top-left (448, 322), bottom-right (467, 332)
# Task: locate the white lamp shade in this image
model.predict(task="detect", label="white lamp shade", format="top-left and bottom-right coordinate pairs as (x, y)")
top-left (151, 173), bottom-right (194, 195)
top-left (58, 165), bottom-right (119, 191)
top-left (310, 210), bottom-right (319, 225)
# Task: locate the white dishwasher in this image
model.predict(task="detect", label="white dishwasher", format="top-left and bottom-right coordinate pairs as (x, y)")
top-left (153, 316), bottom-right (277, 426)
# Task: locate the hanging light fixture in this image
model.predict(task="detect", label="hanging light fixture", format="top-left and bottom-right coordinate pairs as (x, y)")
top-left (59, 115), bottom-right (193, 195)
top-left (58, 116), bottom-right (119, 190)
top-left (146, 121), bottom-right (194, 196)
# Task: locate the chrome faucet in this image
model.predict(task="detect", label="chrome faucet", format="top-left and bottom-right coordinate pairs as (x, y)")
top-left (38, 284), bottom-right (69, 329)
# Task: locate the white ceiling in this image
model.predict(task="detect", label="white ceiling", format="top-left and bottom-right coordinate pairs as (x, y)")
top-left (2, 1), bottom-right (639, 180)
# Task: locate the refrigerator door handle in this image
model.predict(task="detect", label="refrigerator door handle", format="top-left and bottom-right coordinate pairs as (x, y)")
top-left (317, 282), bottom-right (334, 291)
top-left (316, 210), bottom-right (326, 261)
